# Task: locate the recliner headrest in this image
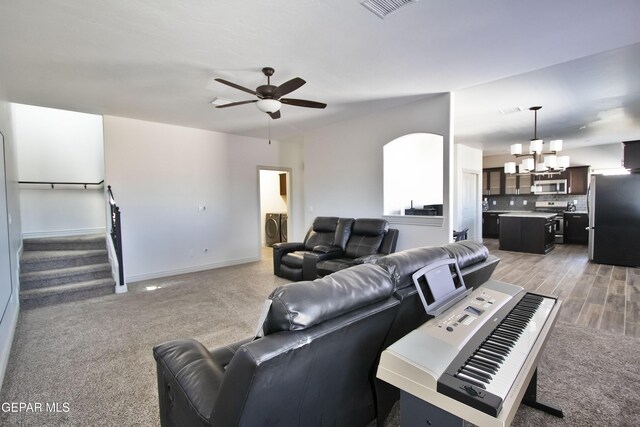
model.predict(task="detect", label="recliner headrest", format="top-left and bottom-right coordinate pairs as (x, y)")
top-left (352, 218), bottom-right (389, 236)
top-left (263, 264), bottom-right (394, 335)
top-left (441, 241), bottom-right (489, 269)
top-left (377, 247), bottom-right (450, 290)
top-left (312, 216), bottom-right (339, 232)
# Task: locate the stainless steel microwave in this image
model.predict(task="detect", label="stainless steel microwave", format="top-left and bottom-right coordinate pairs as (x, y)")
top-left (533, 179), bottom-right (567, 194)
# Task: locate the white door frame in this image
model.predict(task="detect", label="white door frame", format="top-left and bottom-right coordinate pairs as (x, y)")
top-left (461, 168), bottom-right (481, 241)
top-left (257, 166), bottom-right (293, 257)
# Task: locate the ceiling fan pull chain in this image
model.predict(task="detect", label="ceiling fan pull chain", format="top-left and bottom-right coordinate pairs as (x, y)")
top-left (268, 116), bottom-right (271, 145)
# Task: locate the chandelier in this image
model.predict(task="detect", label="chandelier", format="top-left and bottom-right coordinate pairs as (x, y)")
top-left (504, 106), bottom-right (570, 177)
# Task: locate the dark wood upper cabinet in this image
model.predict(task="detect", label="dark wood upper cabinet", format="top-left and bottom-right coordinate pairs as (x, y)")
top-left (279, 173), bottom-right (287, 196)
top-left (482, 168), bottom-right (504, 196)
top-left (566, 166), bottom-right (589, 195)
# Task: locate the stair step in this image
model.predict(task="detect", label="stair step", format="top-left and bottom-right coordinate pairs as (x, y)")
top-left (20, 249), bottom-right (109, 273)
top-left (20, 263), bottom-right (113, 290)
top-left (20, 278), bottom-right (115, 309)
top-left (23, 234), bottom-right (106, 251)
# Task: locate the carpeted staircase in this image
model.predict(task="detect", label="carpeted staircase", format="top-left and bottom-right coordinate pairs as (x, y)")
top-left (19, 234), bottom-right (115, 309)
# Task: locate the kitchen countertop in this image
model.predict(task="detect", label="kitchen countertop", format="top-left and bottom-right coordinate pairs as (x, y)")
top-left (499, 212), bottom-right (557, 219)
top-left (565, 211), bottom-right (588, 214)
top-left (483, 210), bottom-right (534, 213)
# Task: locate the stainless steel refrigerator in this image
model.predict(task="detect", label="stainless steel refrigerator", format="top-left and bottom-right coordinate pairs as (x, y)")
top-left (588, 174), bottom-right (640, 267)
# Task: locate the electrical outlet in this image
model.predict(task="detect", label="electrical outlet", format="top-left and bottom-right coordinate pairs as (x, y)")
top-left (523, 200), bottom-right (528, 205)
top-left (492, 200), bottom-right (496, 205)
top-left (509, 200), bottom-right (514, 206)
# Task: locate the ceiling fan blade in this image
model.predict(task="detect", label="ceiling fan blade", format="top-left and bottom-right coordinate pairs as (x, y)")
top-left (267, 110), bottom-right (281, 120)
top-left (215, 100), bottom-right (257, 108)
top-left (214, 78), bottom-right (257, 96)
top-left (280, 98), bottom-right (327, 109)
top-left (274, 78), bottom-right (306, 98)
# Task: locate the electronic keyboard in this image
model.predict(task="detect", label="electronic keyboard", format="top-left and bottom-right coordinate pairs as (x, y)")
top-left (377, 279), bottom-right (562, 427)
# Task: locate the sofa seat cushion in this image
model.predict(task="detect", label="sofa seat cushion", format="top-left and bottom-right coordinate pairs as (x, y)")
top-left (442, 241), bottom-right (489, 269)
top-left (263, 264), bottom-right (393, 335)
top-left (281, 251), bottom-right (308, 268)
top-left (316, 258), bottom-right (357, 277)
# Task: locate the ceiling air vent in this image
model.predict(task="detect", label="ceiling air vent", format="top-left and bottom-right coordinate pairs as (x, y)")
top-left (360, 0), bottom-right (419, 19)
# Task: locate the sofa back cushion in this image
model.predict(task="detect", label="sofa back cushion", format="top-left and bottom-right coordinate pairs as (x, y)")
top-left (442, 241), bottom-right (489, 269)
top-left (345, 218), bottom-right (389, 258)
top-left (304, 216), bottom-right (339, 250)
top-left (263, 263), bottom-right (393, 335)
top-left (377, 246), bottom-right (450, 291)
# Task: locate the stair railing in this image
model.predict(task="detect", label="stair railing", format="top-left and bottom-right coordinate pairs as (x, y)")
top-left (19, 179), bottom-right (105, 189)
top-left (107, 185), bottom-right (125, 289)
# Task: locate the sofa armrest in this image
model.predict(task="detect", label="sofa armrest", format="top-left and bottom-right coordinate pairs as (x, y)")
top-left (153, 339), bottom-right (226, 425)
top-left (210, 337), bottom-right (253, 370)
top-left (273, 242), bottom-right (305, 276)
top-left (380, 229), bottom-right (399, 255)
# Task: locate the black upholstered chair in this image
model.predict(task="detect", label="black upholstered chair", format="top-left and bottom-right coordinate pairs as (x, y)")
top-left (153, 264), bottom-right (400, 427)
top-left (272, 216), bottom-right (344, 281)
top-left (309, 218), bottom-right (399, 278)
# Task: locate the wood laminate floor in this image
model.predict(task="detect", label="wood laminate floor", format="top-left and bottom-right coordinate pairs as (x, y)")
top-left (484, 239), bottom-right (640, 338)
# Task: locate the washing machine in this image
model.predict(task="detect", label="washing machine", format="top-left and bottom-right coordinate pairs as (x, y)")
top-left (265, 213), bottom-right (282, 246)
top-left (280, 213), bottom-right (288, 243)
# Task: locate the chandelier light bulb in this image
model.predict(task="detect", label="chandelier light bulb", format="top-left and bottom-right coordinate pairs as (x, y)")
top-left (550, 139), bottom-right (563, 152)
top-left (530, 139), bottom-right (543, 154)
top-left (504, 162), bottom-right (516, 174)
top-left (510, 144), bottom-right (522, 155)
top-left (545, 155), bottom-right (558, 169)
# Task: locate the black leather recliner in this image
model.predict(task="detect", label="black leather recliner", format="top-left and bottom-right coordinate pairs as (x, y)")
top-left (307, 218), bottom-right (399, 279)
top-left (272, 216), bottom-right (343, 281)
top-left (153, 264), bottom-right (400, 427)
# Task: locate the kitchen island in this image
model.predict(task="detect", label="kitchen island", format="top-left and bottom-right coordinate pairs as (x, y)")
top-left (499, 212), bottom-right (556, 254)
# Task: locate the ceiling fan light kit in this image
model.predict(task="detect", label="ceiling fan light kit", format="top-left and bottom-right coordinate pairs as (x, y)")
top-left (504, 106), bottom-right (570, 177)
top-left (256, 99), bottom-right (282, 113)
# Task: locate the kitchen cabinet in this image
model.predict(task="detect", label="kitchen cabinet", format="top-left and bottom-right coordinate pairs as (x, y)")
top-left (504, 174), bottom-right (532, 195)
top-left (499, 213), bottom-right (555, 254)
top-left (564, 212), bottom-right (589, 244)
top-left (566, 166), bottom-right (589, 195)
top-left (482, 212), bottom-right (502, 238)
top-left (482, 168), bottom-right (503, 196)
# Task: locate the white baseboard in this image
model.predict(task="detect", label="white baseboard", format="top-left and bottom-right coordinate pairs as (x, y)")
top-left (22, 227), bottom-right (107, 239)
top-left (126, 256), bottom-right (261, 283)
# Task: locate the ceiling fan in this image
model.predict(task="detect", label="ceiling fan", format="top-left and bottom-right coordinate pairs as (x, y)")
top-left (214, 67), bottom-right (327, 119)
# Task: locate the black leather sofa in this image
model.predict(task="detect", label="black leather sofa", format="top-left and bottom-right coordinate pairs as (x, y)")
top-left (153, 241), bottom-right (498, 427)
top-left (273, 216), bottom-right (399, 281)
top-left (153, 264), bottom-right (400, 427)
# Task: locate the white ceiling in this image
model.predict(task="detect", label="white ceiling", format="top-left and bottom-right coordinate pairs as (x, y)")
top-left (1, 0), bottom-right (640, 151)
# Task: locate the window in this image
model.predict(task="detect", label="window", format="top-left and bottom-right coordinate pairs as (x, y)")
top-left (383, 133), bottom-right (443, 216)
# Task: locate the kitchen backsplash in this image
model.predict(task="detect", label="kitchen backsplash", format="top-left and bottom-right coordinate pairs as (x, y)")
top-left (484, 194), bottom-right (588, 211)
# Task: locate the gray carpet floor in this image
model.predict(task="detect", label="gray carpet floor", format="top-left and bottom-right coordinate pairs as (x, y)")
top-left (1, 251), bottom-right (639, 426)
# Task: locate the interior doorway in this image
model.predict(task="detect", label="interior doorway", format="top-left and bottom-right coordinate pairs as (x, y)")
top-left (258, 167), bottom-right (291, 254)
top-left (461, 171), bottom-right (479, 241)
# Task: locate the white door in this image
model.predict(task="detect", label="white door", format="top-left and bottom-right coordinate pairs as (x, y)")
top-left (461, 172), bottom-right (478, 241)
top-left (0, 132), bottom-right (13, 316)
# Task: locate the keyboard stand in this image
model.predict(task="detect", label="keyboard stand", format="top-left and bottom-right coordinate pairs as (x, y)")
top-left (400, 391), bottom-right (463, 427)
top-left (521, 368), bottom-right (564, 418)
